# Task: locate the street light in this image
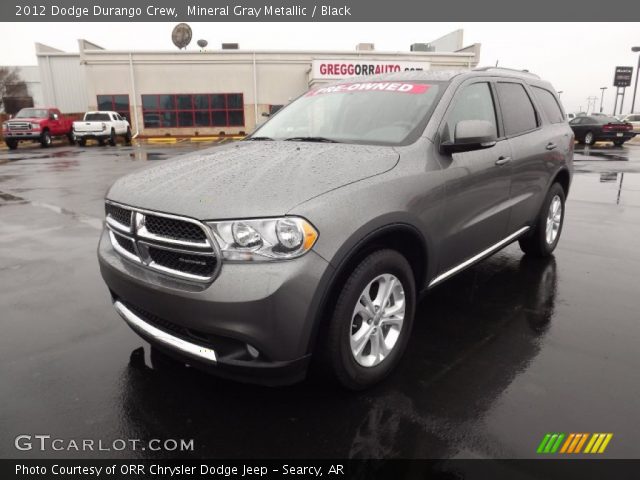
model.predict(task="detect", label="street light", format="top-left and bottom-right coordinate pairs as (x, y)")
top-left (632, 46), bottom-right (640, 113)
top-left (557, 90), bottom-right (563, 99)
top-left (599, 87), bottom-right (607, 112)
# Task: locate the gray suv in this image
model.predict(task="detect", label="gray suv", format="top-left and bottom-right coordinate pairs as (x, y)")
top-left (98, 68), bottom-right (573, 389)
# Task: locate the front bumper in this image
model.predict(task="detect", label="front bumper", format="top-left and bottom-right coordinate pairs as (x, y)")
top-left (4, 131), bottom-right (41, 140)
top-left (98, 229), bottom-right (333, 385)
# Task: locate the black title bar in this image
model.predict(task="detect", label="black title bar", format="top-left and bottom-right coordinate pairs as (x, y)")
top-left (3, 0), bottom-right (640, 22)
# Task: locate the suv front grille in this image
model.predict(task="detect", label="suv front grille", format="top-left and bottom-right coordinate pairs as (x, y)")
top-left (105, 201), bottom-right (219, 282)
top-left (145, 215), bottom-right (207, 242)
top-left (105, 203), bottom-right (132, 229)
top-left (148, 246), bottom-right (216, 277)
top-left (113, 232), bottom-right (136, 256)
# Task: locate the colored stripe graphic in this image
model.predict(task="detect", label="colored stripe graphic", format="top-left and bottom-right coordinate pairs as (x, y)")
top-left (537, 433), bottom-right (565, 453)
top-left (537, 434), bottom-right (552, 453)
top-left (539, 433), bottom-right (613, 454)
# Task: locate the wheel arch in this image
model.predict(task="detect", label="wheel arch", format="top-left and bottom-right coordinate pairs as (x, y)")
top-left (551, 167), bottom-right (571, 196)
top-left (305, 218), bottom-right (431, 355)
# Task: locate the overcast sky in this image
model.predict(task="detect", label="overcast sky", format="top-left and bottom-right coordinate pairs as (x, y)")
top-left (2, 22), bottom-right (640, 113)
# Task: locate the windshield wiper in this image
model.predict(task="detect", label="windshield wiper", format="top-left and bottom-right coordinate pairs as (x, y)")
top-left (246, 136), bottom-right (274, 141)
top-left (284, 136), bottom-right (340, 143)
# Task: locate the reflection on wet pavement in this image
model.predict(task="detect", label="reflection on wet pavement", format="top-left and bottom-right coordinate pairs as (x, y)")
top-left (1, 141), bottom-right (639, 459)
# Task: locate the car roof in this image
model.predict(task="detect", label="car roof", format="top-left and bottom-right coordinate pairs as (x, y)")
top-left (85, 111), bottom-right (118, 114)
top-left (330, 67), bottom-right (553, 89)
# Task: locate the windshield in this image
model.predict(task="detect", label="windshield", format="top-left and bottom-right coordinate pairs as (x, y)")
top-left (16, 108), bottom-right (48, 118)
top-left (252, 81), bottom-right (444, 145)
top-left (85, 113), bottom-right (111, 121)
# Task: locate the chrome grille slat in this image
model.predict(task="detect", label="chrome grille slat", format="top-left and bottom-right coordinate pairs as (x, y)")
top-left (105, 200), bottom-right (220, 283)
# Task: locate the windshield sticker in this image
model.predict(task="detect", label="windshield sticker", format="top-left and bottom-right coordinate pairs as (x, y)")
top-left (306, 82), bottom-right (431, 96)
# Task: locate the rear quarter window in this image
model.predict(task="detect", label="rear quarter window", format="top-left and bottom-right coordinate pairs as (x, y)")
top-left (532, 87), bottom-right (565, 124)
top-left (496, 82), bottom-right (539, 136)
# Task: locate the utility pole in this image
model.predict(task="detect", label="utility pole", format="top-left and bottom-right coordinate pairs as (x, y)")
top-left (632, 47), bottom-right (640, 113)
top-left (599, 87), bottom-right (607, 112)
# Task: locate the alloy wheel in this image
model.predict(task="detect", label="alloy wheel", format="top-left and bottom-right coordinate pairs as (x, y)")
top-left (350, 273), bottom-right (405, 367)
top-left (546, 195), bottom-right (562, 245)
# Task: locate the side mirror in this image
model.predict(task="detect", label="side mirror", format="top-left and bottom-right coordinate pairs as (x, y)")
top-left (261, 112), bottom-right (270, 117)
top-left (440, 120), bottom-right (497, 154)
top-left (49, 113), bottom-right (58, 121)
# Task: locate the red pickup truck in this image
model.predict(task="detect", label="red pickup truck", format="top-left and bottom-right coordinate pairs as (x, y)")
top-left (2, 107), bottom-right (74, 150)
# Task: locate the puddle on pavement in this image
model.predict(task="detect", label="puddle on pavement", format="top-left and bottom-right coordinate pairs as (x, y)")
top-left (0, 189), bottom-right (103, 229)
top-left (129, 151), bottom-right (168, 161)
top-left (571, 172), bottom-right (640, 206)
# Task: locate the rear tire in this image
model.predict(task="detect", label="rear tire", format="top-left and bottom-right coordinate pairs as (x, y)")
top-left (67, 132), bottom-right (75, 145)
top-left (324, 249), bottom-right (416, 390)
top-left (613, 140), bottom-right (625, 147)
top-left (124, 127), bottom-right (132, 145)
top-left (40, 130), bottom-right (52, 148)
top-left (109, 129), bottom-right (116, 146)
top-left (77, 138), bottom-right (86, 147)
top-left (98, 138), bottom-right (106, 146)
top-left (584, 131), bottom-right (596, 146)
top-left (6, 139), bottom-right (18, 150)
top-left (519, 183), bottom-right (566, 257)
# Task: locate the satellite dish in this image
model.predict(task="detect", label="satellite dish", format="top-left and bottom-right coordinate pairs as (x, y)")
top-left (197, 39), bottom-right (208, 48)
top-left (171, 23), bottom-right (192, 50)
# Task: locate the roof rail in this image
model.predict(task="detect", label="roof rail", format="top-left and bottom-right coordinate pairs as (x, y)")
top-left (473, 66), bottom-right (540, 79)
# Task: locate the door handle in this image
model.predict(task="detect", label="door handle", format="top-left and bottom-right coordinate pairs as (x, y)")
top-left (546, 142), bottom-right (557, 150)
top-left (495, 156), bottom-right (512, 166)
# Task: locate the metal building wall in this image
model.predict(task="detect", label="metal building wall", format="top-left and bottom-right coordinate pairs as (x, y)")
top-left (37, 51), bottom-right (89, 113)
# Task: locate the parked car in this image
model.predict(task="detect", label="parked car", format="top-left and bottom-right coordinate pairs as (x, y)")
top-left (569, 115), bottom-right (636, 146)
top-left (98, 68), bottom-right (573, 389)
top-left (2, 107), bottom-right (74, 150)
top-left (73, 111), bottom-right (132, 146)
top-left (618, 113), bottom-right (640, 133)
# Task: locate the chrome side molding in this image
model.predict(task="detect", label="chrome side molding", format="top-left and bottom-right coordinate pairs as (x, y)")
top-left (428, 226), bottom-right (530, 288)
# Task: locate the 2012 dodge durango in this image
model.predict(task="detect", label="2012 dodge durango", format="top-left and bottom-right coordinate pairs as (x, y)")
top-left (98, 68), bottom-right (573, 389)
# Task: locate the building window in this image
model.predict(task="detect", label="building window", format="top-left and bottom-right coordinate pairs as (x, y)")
top-left (97, 95), bottom-right (130, 122)
top-left (141, 94), bottom-right (245, 128)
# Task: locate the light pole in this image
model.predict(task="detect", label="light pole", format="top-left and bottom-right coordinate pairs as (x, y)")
top-left (632, 46), bottom-right (640, 113)
top-left (557, 90), bottom-right (563, 99)
top-left (599, 87), bottom-right (607, 112)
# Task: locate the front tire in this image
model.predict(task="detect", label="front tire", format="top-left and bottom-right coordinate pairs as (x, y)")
top-left (519, 183), bottom-right (566, 257)
top-left (109, 129), bottom-right (116, 146)
top-left (325, 249), bottom-right (416, 390)
top-left (124, 127), bottom-right (132, 145)
top-left (40, 130), bottom-right (52, 148)
top-left (6, 139), bottom-right (18, 150)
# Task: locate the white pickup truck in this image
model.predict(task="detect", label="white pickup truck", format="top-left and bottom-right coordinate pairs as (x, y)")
top-left (73, 111), bottom-right (132, 146)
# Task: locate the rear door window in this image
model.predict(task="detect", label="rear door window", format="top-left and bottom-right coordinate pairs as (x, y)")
top-left (532, 87), bottom-right (565, 124)
top-left (496, 82), bottom-right (539, 136)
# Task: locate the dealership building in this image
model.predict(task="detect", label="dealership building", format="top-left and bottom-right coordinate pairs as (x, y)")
top-left (30, 29), bottom-right (480, 136)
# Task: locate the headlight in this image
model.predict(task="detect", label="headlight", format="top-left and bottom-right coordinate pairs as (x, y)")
top-left (30, 123), bottom-right (41, 130)
top-left (1, 122), bottom-right (7, 130)
top-left (207, 216), bottom-right (318, 261)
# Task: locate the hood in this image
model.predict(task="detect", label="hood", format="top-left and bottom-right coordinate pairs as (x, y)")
top-left (107, 141), bottom-right (399, 219)
top-left (7, 117), bottom-right (45, 123)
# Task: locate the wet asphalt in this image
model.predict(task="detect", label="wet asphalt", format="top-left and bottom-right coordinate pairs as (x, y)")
top-left (0, 139), bottom-right (639, 460)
